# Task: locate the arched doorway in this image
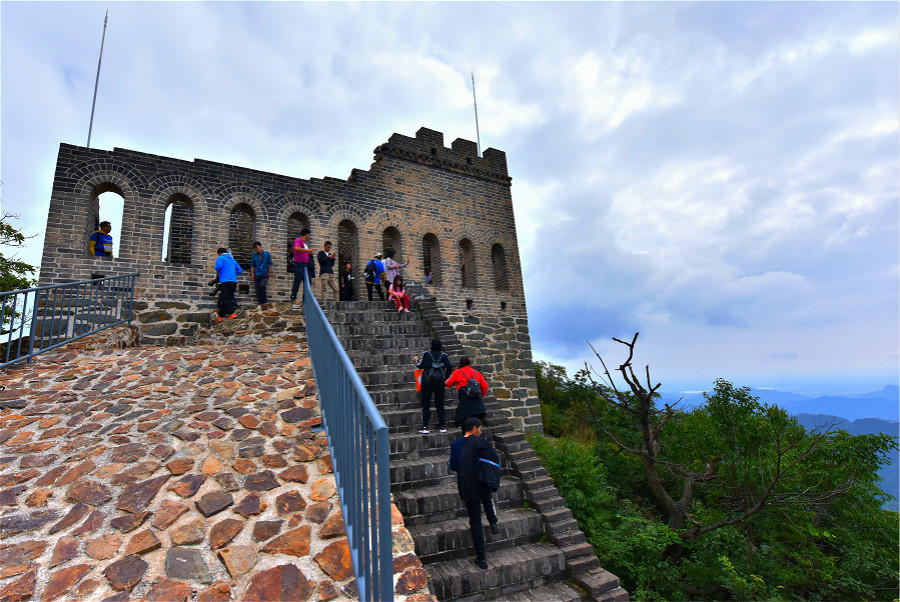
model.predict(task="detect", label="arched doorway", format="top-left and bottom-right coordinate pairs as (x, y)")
top-left (422, 233), bottom-right (441, 285)
top-left (228, 203), bottom-right (255, 269)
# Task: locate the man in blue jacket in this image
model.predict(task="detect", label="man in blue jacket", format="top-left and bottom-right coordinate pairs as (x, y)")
top-left (450, 416), bottom-right (501, 569)
top-left (214, 247), bottom-right (242, 322)
top-left (250, 241), bottom-right (273, 305)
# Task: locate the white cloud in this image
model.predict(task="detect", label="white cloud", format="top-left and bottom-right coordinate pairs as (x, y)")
top-left (565, 51), bottom-right (683, 131)
top-left (2, 1), bottom-right (897, 391)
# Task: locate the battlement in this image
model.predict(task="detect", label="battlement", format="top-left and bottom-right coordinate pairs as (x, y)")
top-left (376, 127), bottom-right (510, 185)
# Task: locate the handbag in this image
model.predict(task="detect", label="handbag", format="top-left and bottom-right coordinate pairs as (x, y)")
top-left (414, 368), bottom-right (424, 393)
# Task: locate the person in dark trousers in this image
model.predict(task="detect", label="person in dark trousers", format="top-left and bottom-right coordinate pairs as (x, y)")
top-left (339, 260), bottom-right (354, 301)
top-left (413, 338), bottom-right (451, 434)
top-left (250, 241), bottom-right (273, 305)
top-left (290, 228), bottom-right (312, 303)
top-left (446, 356), bottom-right (489, 430)
top-left (450, 416), bottom-right (501, 569)
top-left (214, 247), bottom-right (242, 322)
top-left (364, 253), bottom-right (386, 301)
top-left (317, 241), bottom-right (338, 302)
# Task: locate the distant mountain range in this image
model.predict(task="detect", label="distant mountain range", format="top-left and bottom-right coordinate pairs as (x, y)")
top-left (662, 385), bottom-right (899, 421)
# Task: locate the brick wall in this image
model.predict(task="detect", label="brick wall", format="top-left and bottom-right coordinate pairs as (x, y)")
top-left (38, 127), bottom-right (543, 431)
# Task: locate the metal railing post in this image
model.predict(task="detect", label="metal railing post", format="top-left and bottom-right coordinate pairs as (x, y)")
top-left (26, 291), bottom-right (40, 363)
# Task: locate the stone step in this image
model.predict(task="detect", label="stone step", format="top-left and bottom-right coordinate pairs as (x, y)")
top-left (323, 308), bottom-right (420, 323)
top-left (426, 543), bottom-right (567, 601)
top-left (390, 454), bottom-right (510, 491)
top-left (408, 508), bottom-right (545, 563)
top-left (500, 581), bottom-right (585, 602)
top-left (380, 405), bottom-right (509, 434)
top-left (393, 479), bottom-right (525, 525)
top-left (391, 457), bottom-right (456, 490)
top-left (388, 428), bottom-right (506, 460)
top-left (336, 337), bottom-right (434, 353)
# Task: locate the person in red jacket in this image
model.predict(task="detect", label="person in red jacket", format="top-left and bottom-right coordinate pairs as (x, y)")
top-left (445, 356), bottom-right (489, 430)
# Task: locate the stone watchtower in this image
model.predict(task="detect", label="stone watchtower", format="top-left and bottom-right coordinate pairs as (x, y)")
top-left (38, 127), bottom-right (543, 433)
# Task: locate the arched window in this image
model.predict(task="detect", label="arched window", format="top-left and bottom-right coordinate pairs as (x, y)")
top-left (491, 243), bottom-right (508, 291)
top-left (382, 226), bottom-right (402, 259)
top-left (338, 219), bottom-right (359, 300)
top-left (90, 184), bottom-right (125, 258)
top-left (162, 193), bottom-right (193, 264)
top-left (422, 233), bottom-right (441, 286)
top-left (459, 238), bottom-right (476, 288)
top-left (228, 203), bottom-right (255, 269)
top-left (287, 212), bottom-right (310, 272)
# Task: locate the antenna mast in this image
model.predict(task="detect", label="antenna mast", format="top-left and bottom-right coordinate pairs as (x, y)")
top-left (471, 71), bottom-right (481, 157)
top-left (87, 10), bottom-right (108, 148)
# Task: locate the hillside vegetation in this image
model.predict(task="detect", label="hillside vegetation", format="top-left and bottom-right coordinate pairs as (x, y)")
top-left (529, 348), bottom-right (899, 601)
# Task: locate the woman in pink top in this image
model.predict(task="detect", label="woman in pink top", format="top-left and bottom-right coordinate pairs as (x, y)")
top-left (389, 275), bottom-right (410, 312)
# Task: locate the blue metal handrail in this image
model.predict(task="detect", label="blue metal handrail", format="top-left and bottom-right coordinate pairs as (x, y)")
top-left (1, 273), bottom-right (138, 368)
top-left (303, 272), bottom-right (394, 602)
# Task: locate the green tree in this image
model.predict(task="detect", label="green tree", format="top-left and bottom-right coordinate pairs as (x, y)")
top-left (1, 211), bottom-right (37, 293)
top-left (531, 335), bottom-right (899, 600)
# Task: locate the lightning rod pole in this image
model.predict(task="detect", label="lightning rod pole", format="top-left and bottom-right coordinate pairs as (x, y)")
top-left (87, 10), bottom-right (108, 149)
top-left (471, 71), bottom-right (481, 157)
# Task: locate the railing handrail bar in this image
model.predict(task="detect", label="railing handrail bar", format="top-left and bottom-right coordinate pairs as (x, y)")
top-left (0, 273), bottom-right (140, 298)
top-left (302, 272), bottom-right (393, 602)
top-left (1, 273), bottom-right (138, 369)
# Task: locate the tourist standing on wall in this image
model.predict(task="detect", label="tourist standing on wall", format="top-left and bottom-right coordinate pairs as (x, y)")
top-left (214, 247), bottom-right (242, 322)
top-left (290, 228), bottom-right (312, 303)
top-left (89, 221), bottom-right (113, 258)
top-left (317, 241), bottom-right (338, 302)
top-left (450, 416), bottom-right (501, 570)
top-left (414, 338), bottom-right (451, 434)
top-left (382, 250), bottom-right (408, 298)
top-left (446, 356), bottom-right (489, 430)
top-left (364, 253), bottom-right (386, 301)
top-left (250, 241), bottom-right (273, 305)
top-left (339, 260), bottom-right (354, 301)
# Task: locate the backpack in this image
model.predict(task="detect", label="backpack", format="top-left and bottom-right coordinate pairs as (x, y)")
top-left (424, 352), bottom-right (445, 389)
top-left (364, 260), bottom-right (376, 281)
top-left (477, 449), bottom-right (501, 492)
top-left (462, 367), bottom-right (482, 399)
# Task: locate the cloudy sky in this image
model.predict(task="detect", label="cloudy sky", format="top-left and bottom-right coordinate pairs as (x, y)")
top-left (2, 2), bottom-right (897, 396)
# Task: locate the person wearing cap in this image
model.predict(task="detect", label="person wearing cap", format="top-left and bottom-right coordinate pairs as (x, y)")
top-left (364, 252), bottom-right (386, 301)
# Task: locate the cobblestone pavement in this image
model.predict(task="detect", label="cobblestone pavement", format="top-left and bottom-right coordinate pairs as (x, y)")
top-left (0, 308), bottom-right (433, 602)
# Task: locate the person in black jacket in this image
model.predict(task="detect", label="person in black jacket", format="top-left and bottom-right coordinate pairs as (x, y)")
top-left (449, 416), bottom-right (500, 569)
top-left (413, 338), bottom-right (451, 434)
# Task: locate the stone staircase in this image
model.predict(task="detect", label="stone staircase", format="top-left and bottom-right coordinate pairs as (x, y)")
top-left (323, 297), bottom-right (629, 601)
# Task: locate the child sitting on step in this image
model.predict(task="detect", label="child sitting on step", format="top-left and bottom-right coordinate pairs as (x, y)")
top-left (389, 275), bottom-right (410, 312)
